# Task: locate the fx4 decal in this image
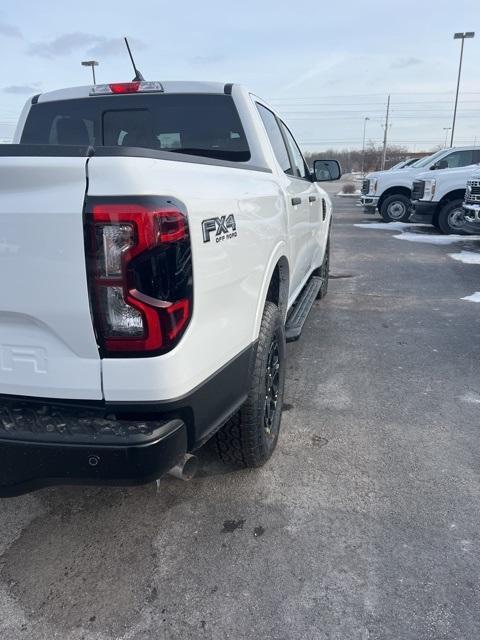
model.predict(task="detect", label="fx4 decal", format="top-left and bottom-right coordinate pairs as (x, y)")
top-left (201, 214), bottom-right (237, 243)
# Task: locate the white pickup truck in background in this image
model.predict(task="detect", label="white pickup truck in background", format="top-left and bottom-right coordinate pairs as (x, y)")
top-left (464, 170), bottom-right (480, 225)
top-left (0, 79), bottom-right (340, 495)
top-left (411, 163), bottom-right (480, 234)
top-left (360, 146), bottom-right (480, 222)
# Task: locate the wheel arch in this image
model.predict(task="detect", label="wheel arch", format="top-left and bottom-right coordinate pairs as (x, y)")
top-left (378, 186), bottom-right (411, 210)
top-left (253, 245), bottom-right (290, 340)
top-left (438, 189), bottom-right (466, 207)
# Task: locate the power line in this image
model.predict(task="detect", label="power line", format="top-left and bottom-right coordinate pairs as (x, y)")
top-left (267, 91), bottom-right (480, 100)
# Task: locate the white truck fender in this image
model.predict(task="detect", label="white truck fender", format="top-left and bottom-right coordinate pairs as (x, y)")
top-left (252, 241), bottom-right (289, 340)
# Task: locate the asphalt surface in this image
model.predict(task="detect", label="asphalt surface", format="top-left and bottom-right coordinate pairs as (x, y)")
top-left (1, 192), bottom-right (480, 640)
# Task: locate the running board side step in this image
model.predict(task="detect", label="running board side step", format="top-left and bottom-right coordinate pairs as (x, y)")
top-left (285, 276), bottom-right (322, 342)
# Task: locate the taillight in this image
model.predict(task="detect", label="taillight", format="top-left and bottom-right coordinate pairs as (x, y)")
top-left (89, 81), bottom-right (164, 96)
top-left (85, 197), bottom-right (192, 357)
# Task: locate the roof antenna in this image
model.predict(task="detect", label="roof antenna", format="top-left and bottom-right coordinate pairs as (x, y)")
top-left (124, 37), bottom-right (145, 81)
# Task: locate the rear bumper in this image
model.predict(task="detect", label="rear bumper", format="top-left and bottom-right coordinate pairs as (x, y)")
top-left (411, 200), bottom-right (437, 224)
top-left (0, 342), bottom-right (256, 496)
top-left (0, 417), bottom-right (187, 497)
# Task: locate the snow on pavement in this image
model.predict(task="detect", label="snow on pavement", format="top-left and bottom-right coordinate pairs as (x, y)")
top-left (461, 292), bottom-right (480, 303)
top-left (394, 232), bottom-right (480, 245)
top-left (354, 222), bottom-right (427, 232)
top-left (448, 251), bottom-right (480, 265)
top-left (354, 221), bottom-right (480, 245)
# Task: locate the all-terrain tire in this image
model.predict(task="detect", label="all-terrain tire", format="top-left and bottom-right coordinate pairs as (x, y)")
top-left (437, 199), bottom-right (468, 235)
top-left (379, 194), bottom-right (411, 222)
top-left (214, 302), bottom-right (286, 468)
top-left (316, 236), bottom-right (330, 299)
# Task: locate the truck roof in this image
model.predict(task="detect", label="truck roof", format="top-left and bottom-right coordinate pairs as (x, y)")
top-left (35, 81), bottom-right (235, 103)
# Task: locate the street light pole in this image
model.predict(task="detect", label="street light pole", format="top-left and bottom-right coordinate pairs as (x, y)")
top-left (381, 94), bottom-right (391, 171)
top-left (361, 117), bottom-right (370, 176)
top-left (443, 127), bottom-right (452, 148)
top-left (451, 32), bottom-right (475, 147)
top-left (81, 60), bottom-right (99, 84)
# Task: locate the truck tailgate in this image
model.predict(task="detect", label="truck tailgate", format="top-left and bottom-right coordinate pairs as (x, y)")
top-left (0, 156), bottom-right (102, 400)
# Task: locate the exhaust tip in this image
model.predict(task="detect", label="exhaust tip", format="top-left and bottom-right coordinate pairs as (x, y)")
top-left (167, 453), bottom-right (198, 481)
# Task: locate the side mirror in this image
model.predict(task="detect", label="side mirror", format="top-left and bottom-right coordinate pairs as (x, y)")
top-left (431, 159), bottom-right (448, 170)
top-left (313, 159), bottom-right (342, 182)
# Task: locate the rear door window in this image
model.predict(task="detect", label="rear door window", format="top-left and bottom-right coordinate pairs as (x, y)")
top-left (256, 103), bottom-right (293, 174)
top-left (21, 94), bottom-right (250, 162)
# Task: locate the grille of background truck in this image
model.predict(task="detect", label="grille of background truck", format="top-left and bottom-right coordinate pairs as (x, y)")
top-left (466, 180), bottom-right (480, 203)
top-left (411, 180), bottom-right (425, 201)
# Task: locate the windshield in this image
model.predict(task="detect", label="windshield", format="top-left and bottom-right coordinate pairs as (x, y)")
top-left (410, 149), bottom-right (446, 168)
top-left (20, 94), bottom-right (251, 163)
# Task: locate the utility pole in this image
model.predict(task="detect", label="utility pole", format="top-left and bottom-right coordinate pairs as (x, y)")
top-left (361, 117), bottom-right (370, 176)
top-left (381, 94), bottom-right (390, 170)
top-left (451, 32), bottom-right (475, 147)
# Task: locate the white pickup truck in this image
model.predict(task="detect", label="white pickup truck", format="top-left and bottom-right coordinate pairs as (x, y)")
top-left (360, 146), bottom-right (480, 222)
top-left (411, 164), bottom-right (480, 234)
top-left (464, 170), bottom-right (480, 225)
top-left (0, 80), bottom-right (340, 495)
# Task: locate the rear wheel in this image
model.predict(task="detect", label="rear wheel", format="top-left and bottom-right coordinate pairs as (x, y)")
top-left (215, 301), bottom-right (286, 467)
top-left (379, 194), bottom-right (411, 222)
top-left (316, 237), bottom-right (330, 299)
top-left (437, 199), bottom-right (468, 235)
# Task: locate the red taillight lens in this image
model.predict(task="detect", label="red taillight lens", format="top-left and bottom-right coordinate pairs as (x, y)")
top-left (85, 198), bottom-right (192, 357)
top-left (109, 82), bottom-right (140, 94)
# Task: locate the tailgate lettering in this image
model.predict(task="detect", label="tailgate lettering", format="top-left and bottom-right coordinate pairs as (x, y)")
top-left (0, 345), bottom-right (47, 374)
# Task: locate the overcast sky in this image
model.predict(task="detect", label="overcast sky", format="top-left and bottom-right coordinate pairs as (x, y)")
top-left (1, 0), bottom-right (479, 150)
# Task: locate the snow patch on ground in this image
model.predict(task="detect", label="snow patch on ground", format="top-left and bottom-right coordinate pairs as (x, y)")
top-left (459, 391), bottom-right (480, 404)
top-left (354, 222), bottom-right (430, 232)
top-left (394, 232), bottom-right (480, 245)
top-left (355, 222), bottom-right (480, 245)
top-left (461, 292), bottom-right (480, 303)
top-left (448, 251), bottom-right (480, 264)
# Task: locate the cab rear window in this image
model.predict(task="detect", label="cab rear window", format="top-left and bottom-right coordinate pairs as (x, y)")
top-left (20, 94), bottom-right (251, 162)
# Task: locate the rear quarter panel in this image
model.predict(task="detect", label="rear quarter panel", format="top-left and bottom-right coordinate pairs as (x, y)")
top-left (87, 156), bottom-right (287, 402)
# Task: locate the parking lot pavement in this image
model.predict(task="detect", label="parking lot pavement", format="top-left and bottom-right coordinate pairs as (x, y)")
top-left (1, 197), bottom-right (480, 640)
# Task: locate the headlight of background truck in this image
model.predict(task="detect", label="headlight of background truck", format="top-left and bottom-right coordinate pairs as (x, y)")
top-left (422, 179), bottom-right (436, 201)
top-left (370, 178), bottom-right (378, 194)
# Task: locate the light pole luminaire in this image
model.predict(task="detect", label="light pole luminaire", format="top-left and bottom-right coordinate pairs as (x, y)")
top-left (81, 60), bottom-right (99, 84)
top-left (451, 32), bottom-right (474, 147)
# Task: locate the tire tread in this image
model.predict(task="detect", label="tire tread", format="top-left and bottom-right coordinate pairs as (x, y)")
top-left (214, 302), bottom-right (285, 468)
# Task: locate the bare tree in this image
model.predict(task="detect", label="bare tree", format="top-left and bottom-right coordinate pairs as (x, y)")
top-left (305, 144), bottom-right (433, 174)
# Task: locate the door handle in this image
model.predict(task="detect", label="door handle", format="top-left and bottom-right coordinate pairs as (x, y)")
top-left (291, 197), bottom-right (302, 206)
top-left (309, 195), bottom-right (317, 202)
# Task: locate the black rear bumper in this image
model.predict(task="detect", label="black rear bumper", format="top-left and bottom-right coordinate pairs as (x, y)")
top-left (0, 342), bottom-right (256, 496)
top-left (0, 417), bottom-right (186, 497)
